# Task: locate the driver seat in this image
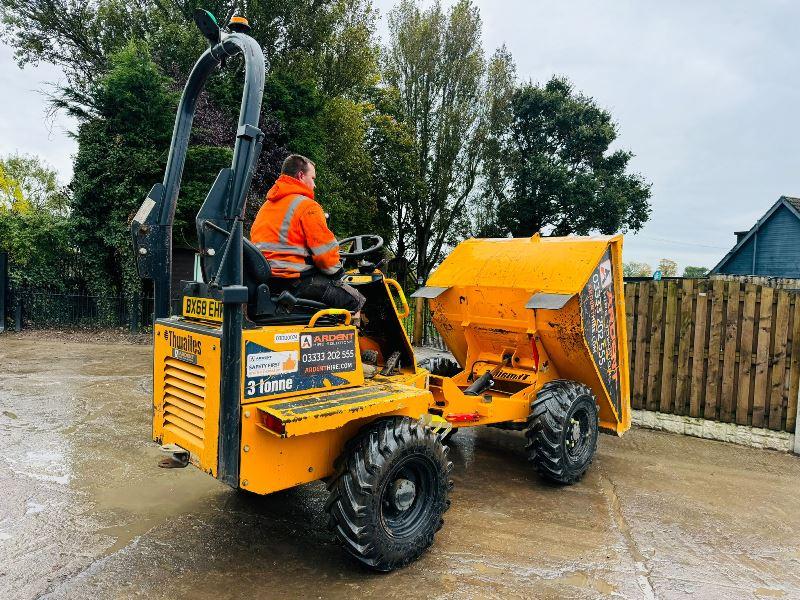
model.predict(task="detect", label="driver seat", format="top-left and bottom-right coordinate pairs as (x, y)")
top-left (242, 238), bottom-right (329, 321)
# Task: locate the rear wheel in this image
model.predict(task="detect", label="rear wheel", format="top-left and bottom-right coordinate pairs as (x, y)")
top-left (326, 418), bottom-right (452, 571)
top-left (525, 380), bottom-right (599, 484)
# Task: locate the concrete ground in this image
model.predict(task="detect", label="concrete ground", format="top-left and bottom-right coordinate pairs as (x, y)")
top-left (2, 335), bottom-right (800, 600)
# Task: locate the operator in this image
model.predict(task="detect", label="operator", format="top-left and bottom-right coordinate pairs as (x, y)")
top-left (250, 154), bottom-right (366, 313)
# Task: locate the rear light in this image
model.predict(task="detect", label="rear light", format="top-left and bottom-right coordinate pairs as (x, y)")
top-left (530, 335), bottom-right (540, 372)
top-left (259, 410), bottom-right (286, 435)
top-left (445, 412), bottom-right (480, 423)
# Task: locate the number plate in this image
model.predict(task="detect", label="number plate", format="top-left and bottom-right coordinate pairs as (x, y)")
top-left (182, 296), bottom-right (223, 323)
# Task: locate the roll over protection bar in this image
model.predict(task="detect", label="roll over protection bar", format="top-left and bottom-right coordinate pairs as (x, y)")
top-left (131, 26), bottom-right (265, 318)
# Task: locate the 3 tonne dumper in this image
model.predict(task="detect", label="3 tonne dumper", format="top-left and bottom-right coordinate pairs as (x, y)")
top-left (131, 10), bottom-right (630, 572)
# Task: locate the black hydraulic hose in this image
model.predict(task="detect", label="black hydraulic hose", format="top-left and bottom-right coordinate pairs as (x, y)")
top-left (210, 219), bottom-right (242, 287)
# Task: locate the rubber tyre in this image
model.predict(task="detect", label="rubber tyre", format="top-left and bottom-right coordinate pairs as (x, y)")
top-left (441, 428), bottom-right (458, 444)
top-left (525, 380), bottom-right (599, 485)
top-left (325, 418), bottom-right (452, 571)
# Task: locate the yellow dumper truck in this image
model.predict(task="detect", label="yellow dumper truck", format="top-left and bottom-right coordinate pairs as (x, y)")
top-left (131, 10), bottom-right (630, 571)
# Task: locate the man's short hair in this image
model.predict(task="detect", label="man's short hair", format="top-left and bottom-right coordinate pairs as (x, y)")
top-left (281, 154), bottom-right (314, 177)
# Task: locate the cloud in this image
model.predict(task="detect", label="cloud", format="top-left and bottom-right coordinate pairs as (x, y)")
top-left (0, 45), bottom-right (76, 182)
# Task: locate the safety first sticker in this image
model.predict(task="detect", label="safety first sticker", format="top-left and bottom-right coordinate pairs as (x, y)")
top-left (246, 351), bottom-right (298, 378)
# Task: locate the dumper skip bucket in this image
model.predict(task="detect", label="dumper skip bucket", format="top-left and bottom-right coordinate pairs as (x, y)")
top-left (419, 234), bottom-right (630, 434)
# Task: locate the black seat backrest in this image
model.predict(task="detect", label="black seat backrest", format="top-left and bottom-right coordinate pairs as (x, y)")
top-left (243, 238), bottom-right (272, 299)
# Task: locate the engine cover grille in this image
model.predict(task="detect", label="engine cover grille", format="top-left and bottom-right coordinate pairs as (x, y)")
top-left (162, 357), bottom-right (207, 452)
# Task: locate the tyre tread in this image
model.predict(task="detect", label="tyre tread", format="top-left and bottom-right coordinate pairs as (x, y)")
top-left (326, 417), bottom-right (452, 571)
top-left (525, 379), bottom-right (599, 485)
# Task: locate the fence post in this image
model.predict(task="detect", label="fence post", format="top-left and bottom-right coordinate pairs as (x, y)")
top-left (794, 385), bottom-right (800, 455)
top-left (129, 293), bottom-right (140, 334)
top-left (0, 252), bottom-right (6, 333)
top-left (14, 291), bottom-right (22, 332)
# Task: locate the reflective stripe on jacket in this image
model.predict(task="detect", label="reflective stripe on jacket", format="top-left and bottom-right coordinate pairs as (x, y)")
top-left (250, 174), bottom-right (342, 278)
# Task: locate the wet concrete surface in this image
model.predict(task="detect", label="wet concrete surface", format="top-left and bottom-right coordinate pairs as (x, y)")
top-left (2, 335), bottom-right (800, 599)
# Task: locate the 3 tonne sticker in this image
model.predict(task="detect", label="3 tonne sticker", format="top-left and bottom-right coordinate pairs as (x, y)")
top-left (299, 330), bottom-right (357, 376)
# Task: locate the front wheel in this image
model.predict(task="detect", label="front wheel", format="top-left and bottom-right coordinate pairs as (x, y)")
top-left (325, 418), bottom-right (452, 571)
top-left (525, 380), bottom-right (599, 484)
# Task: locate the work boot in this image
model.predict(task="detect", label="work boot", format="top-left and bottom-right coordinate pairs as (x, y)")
top-left (362, 349), bottom-right (379, 379)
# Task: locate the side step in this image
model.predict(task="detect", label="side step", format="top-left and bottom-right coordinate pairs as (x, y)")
top-left (253, 382), bottom-right (432, 437)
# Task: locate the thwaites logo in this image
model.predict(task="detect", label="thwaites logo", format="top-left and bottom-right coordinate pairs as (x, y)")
top-left (164, 329), bottom-right (202, 355)
top-left (300, 331), bottom-right (355, 348)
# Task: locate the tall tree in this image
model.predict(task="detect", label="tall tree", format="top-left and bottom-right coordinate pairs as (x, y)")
top-left (473, 45), bottom-right (516, 237)
top-left (383, 0), bottom-right (487, 281)
top-left (68, 41), bottom-right (184, 311)
top-left (498, 77), bottom-right (651, 237)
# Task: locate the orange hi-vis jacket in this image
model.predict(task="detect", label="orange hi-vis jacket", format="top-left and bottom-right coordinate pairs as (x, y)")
top-left (250, 174), bottom-right (342, 279)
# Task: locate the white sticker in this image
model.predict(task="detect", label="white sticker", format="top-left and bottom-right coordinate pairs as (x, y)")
top-left (598, 259), bottom-right (613, 289)
top-left (273, 332), bottom-right (299, 344)
top-left (246, 351), bottom-right (298, 377)
top-left (133, 198), bottom-right (156, 225)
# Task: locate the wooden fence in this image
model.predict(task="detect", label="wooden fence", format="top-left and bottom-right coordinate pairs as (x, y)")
top-left (624, 280), bottom-right (800, 433)
top-left (710, 274), bottom-right (800, 290)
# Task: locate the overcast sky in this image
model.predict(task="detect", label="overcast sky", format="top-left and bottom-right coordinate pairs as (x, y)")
top-left (1, 1), bottom-right (798, 272)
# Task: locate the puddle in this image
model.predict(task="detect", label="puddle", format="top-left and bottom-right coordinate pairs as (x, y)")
top-left (559, 572), bottom-right (618, 595)
top-left (755, 588), bottom-right (786, 598)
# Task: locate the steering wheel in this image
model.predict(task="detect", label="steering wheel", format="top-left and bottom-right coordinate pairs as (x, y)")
top-left (339, 235), bottom-right (384, 258)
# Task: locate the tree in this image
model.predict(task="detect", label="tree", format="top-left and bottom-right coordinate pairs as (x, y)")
top-left (0, 155), bottom-right (72, 288)
top-left (68, 42), bottom-right (184, 311)
top-left (1, 0), bottom-right (152, 94)
top-left (383, 0), bottom-right (493, 344)
top-left (623, 262), bottom-right (652, 277)
top-left (683, 266), bottom-right (709, 278)
top-left (657, 258), bottom-right (678, 277)
top-left (383, 0), bottom-right (488, 280)
top-left (0, 154), bottom-right (67, 214)
top-left (473, 45), bottom-right (516, 237)
top-left (497, 77), bottom-right (651, 237)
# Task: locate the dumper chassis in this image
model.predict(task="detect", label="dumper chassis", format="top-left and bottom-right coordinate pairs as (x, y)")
top-left (131, 10), bottom-right (631, 572)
